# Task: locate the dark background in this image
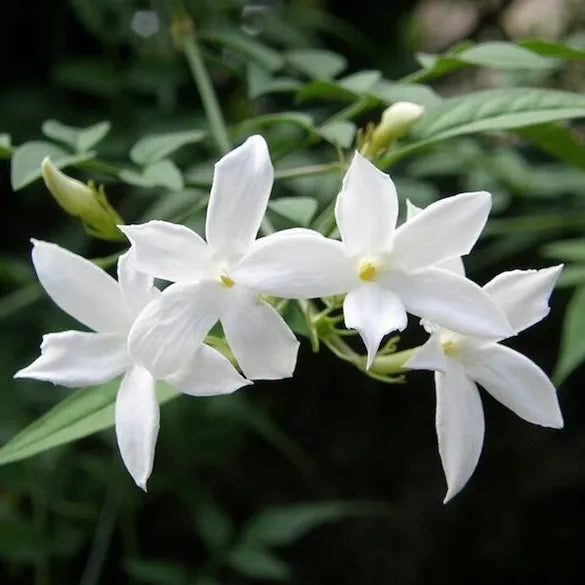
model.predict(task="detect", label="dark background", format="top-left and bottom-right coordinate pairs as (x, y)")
top-left (2, 1), bottom-right (585, 584)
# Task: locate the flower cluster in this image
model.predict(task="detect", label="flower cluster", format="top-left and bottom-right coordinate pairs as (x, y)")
top-left (15, 135), bottom-right (563, 502)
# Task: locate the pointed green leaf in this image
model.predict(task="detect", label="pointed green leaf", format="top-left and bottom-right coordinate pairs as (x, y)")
top-left (247, 63), bottom-right (301, 99)
top-left (317, 120), bottom-right (356, 148)
top-left (338, 70), bottom-right (381, 93)
top-left (11, 141), bottom-right (95, 191)
top-left (386, 88), bottom-right (585, 164)
top-left (269, 197), bottom-right (317, 226)
top-left (519, 39), bottom-right (585, 61)
top-left (241, 501), bottom-right (390, 547)
top-left (228, 546), bottom-right (290, 580)
top-left (200, 29), bottom-right (284, 72)
top-left (554, 285), bottom-right (585, 384)
top-left (0, 382), bottom-right (178, 465)
top-left (42, 120), bottom-right (111, 152)
top-left (130, 130), bottom-right (206, 166)
top-left (286, 49), bottom-right (346, 80)
top-left (458, 41), bottom-right (557, 70)
top-left (542, 239), bottom-right (585, 262)
top-left (120, 160), bottom-right (184, 191)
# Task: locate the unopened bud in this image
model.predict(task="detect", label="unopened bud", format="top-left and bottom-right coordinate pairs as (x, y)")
top-left (361, 102), bottom-right (424, 158)
top-left (41, 157), bottom-right (125, 241)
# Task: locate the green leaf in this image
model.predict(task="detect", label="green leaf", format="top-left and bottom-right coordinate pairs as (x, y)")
top-left (233, 113), bottom-right (314, 138)
top-left (556, 265), bottom-right (585, 288)
top-left (195, 498), bottom-right (235, 552)
top-left (338, 70), bottom-right (382, 93)
top-left (10, 141), bottom-right (95, 191)
top-left (365, 80), bottom-right (442, 107)
top-left (519, 39), bottom-right (585, 61)
top-left (0, 382), bottom-right (178, 466)
top-left (120, 160), bottom-right (184, 191)
top-left (228, 546), bottom-right (290, 580)
top-left (269, 197), bottom-right (317, 226)
top-left (130, 130), bottom-right (206, 166)
top-left (457, 41), bottom-right (557, 70)
top-left (286, 49), bottom-right (346, 80)
top-left (241, 501), bottom-right (390, 547)
top-left (124, 558), bottom-right (190, 585)
top-left (42, 120), bottom-right (111, 152)
top-left (247, 63), bottom-right (301, 99)
top-left (554, 285), bottom-right (585, 384)
top-left (317, 120), bottom-right (356, 148)
top-left (542, 239), bottom-right (585, 262)
top-left (516, 123), bottom-right (585, 171)
top-left (387, 88), bottom-right (585, 163)
top-left (200, 29), bottom-right (284, 72)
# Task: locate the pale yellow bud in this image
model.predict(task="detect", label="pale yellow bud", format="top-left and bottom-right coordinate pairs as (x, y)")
top-left (361, 102), bottom-right (424, 158)
top-left (41, 157), bottom-right (125, 241)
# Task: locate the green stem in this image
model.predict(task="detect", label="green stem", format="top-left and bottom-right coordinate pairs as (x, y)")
top-left (171, 3), bottom-right (230, 154)
top-left (275, 162), bottom-right (341, 181)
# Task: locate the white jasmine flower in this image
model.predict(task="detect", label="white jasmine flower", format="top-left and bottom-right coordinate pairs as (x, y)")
top-left (14, 241), bottom-right (249, 489)
top-left (232, 152), bottom-right (512, 366)
top-left (120, 135), bottom-right (299, 380)
top-left (406, 265), bottom-right (564, 502)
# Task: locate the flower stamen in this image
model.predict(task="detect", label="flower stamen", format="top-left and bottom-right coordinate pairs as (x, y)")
top-left (220, 274), bottom-right (235, 288)
top-left (358, 260), bottom-right (377, 282)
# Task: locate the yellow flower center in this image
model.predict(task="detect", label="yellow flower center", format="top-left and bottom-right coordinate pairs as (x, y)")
top-left (220, 274), bottom-right (235, 288)
top-left (358, 260), bottom-right (378, 282)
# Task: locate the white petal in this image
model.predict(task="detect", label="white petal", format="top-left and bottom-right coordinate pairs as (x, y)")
top-left (166, 344), bottom-right (251, 396)
top-left (115, 365), bottom-right (159, 490)
top-left (31, 240), bottom-right (128, 336)
top-left (482, 266), bottom-right (562, 335)
top-left (119, 221), bottom-right (213, 283)
top-left (14, 331), bottom-right (128, 388)
top-left (389, 267), bottom-right (512, 339)
top-left (232, 230), bottom-right (354, 298)
top-left (128, 281), bottom-right (223, 378)
top-left (220, 286), bottom-right (299, 380)
top-left (343, 282), bottom-right (407, 368)
top-left (405, 333), bottom-right (448, 372)
top-left (392, 191), bottom-right (491, 272)
top-left (206, 135), bottom-right (274, 262)
top-left (463, 342), bottom-right (563, 428)
top-left (117, 251), bottom-right (159, 320)
top-left (335, 151), bottom-right (398, 257)
top-left (435, 359), bottom-right (485, 503)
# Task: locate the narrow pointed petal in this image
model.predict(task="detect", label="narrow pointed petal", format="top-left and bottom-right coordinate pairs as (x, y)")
top-left (220, 287), bottom-right (299, 380)
top-left (128, 281), bottom-right (223, 378)
top-left (117, 251), bottom-right (159, 320)
top-left (166, 344), bottom-right (251, 396)
top-left (335, 151), bottom-right (398, 257)
top-left (232, 230), bottom-right (354, 298)
top-left (405, 333), bottom-right (448, 372)
top-left (435, 360), bottom-right (485, 503)
top-left (343, 282), bottom-right (408, 368)
top-left (206, 135), bottom-right (274, 262)
top-left (31, 240), bottom-right (128, 336)
top-left (405, 199), bottom-right (466, 275)
top-left (119, 221), bottom-right (213, 283)
top-left (463, 342), bottom-right (563, 428)
top-left (115, 365), bottom-right (159, 491)
top-left (482, 266), bottom-right (563, 335)
top-left (390, 267), bottom-right (512, 339)
top-left (14, 331), bottom-right (128, 388)
top-left (393, 191), bottom-right (491, 272)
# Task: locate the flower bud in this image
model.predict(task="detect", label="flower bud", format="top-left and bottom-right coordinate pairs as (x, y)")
top-left (361, 101), bottom-right (424, 158)
top-left (41, 157), bottom-right (125, 241)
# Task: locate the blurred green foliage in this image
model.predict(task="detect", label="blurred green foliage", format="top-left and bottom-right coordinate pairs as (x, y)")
top-left (3, 0), bottom-right (585, 584)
